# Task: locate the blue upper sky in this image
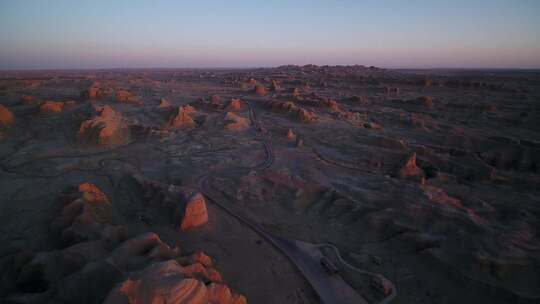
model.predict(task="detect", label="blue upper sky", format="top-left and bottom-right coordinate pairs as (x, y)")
top-left (1, 0), bottom-right (539, 69)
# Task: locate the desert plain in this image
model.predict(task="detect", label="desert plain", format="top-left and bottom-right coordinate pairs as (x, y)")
top-left (0, 65), bottom-right (539, 303)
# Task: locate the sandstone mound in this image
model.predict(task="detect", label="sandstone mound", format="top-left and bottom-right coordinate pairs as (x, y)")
top-left (40, 101), bottom-right (65, 113)
top-left (270, 79), bottom-right (282, 91)
top-left (105, 261), bottom-right (207, 304)
top-left (323, 99), bottom-right (340, 112)
top-left (0, 104), bottom-right (15, 127)
top-left (298, 108), bottom-right (318, 123)
top-left (264, 100), bottom-right (317, 123)
top-left (115, 89), bottom-right (137, 103)
top-left (286, 128), bottom-right (297, 141)
top-left (265, 100), bottom-right (299, 113)
top-left (20, 95), bottom-right (35, 104)
top-left (396, 152), bottom-right (425, 183)
top-left (158, 98), bottom-right (172, 109)
top-left (82, 83), bottom-right (114, 99)
top-left (169, 105), bottom-right (196, 128)
top-left (5, 185), bottom-right (245, 304)
top-left (176, 192), bottom-right (209, 231)
top-left (104, 260), bottom-right (246, 304)
top-left (224, 112), bottom-right (248, 131)
top-left (226, 98), bottom-right (243, 111)
top-left (77, 105), bottom-right (131, 147)
top-left (254, 84), bottom-right (268, 96)
top-left (52, 182), bottom-right (118, 244)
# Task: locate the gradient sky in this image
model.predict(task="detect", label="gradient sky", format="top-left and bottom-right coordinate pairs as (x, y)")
top-left (1, 0), bottom-right (539, 69)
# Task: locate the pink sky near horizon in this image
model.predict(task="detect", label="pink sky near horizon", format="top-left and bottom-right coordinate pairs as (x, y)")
top-left (1, 1), bottom-right (539, 69)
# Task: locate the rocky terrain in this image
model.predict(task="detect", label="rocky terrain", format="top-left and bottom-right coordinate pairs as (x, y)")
top-left (0, 66), bottom-right (539, 303)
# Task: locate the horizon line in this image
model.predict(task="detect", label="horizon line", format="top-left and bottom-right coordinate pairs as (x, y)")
top-left (1, 65), bottom-right (540, 72)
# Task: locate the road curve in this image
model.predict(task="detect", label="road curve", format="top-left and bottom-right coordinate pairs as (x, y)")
top-left (196, 101), bottom-right (395, 304)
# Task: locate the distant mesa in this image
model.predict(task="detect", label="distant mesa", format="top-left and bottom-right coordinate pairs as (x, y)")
top-left (77, 105), bottom-right (131, 147)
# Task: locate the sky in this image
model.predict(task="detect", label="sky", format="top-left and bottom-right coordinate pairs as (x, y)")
top-left (0, 0), bottom-right (539, 69)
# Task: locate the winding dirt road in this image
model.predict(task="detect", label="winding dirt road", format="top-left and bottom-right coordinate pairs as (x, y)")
top-left (197, 101), bottom-right (396, 304)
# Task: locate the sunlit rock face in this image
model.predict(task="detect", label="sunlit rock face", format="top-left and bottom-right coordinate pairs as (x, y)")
top-left (0, 104), bottom-right (15, 127)
top-left (169, 105), bottom-right (197, 129)
top-left (224, 112), bottom-right (248, 131)
top-left (176, 192), bottom-right (209, 231)
top-left (40, 101), bottom-right (65, 113)
top-left (77, 105), bottom-right (131, 147)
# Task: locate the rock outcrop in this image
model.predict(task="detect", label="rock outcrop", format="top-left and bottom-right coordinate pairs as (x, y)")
top-left (115, 90), bottom-right (137, 103)
top-left (396, 152), bottom-right (425, 183)
top-left (226, 98), bottom-right (243, 111)
top-left (77, 105), bottom-right (131, 147)
top-left (224, 112), bottom-right (248, 131)
top-left (298, 108), bottom-right (318, 123)
top-left (104, 260), bottom-right (246, 304)
top-left (270, 80), bottom-right (281, 91)
top-left (82, 83), bottom-right (114, 99)
top-left (176, 193), bottom-right (209, 231)
top-left (169, 105), bottom-right (196, 128)
top-left (286, 129), bottom-right (297, 141)
top-left (158, 98), bottom-right (172, 109)
top-left (3, 184), bottom-right (245, 304)
top-left (254, 85), bottom-right (267, 96)
top-left (0, 105), bottom-right (15, 127)
top-left (40, 101), bottom-right (65, 113)
top-left (264, 100), bottom-right (317, 123)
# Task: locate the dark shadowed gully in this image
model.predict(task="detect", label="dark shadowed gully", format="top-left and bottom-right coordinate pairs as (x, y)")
top-left (0, 65), bottom-right (539, 303)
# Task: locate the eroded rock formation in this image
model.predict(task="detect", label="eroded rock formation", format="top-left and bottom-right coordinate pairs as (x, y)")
top-left (0, 104), bottom-right (15, 127)
top-left (169, 105), bottom-right (196, 128)
top-left (77, 105), bottom-right (131, 147)
top-left (224, 112), bottom-right (248, 131)
top-left (40, 101), bottom-right (65, 113)
top-left (176, 193), bottom-right (209, 231)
